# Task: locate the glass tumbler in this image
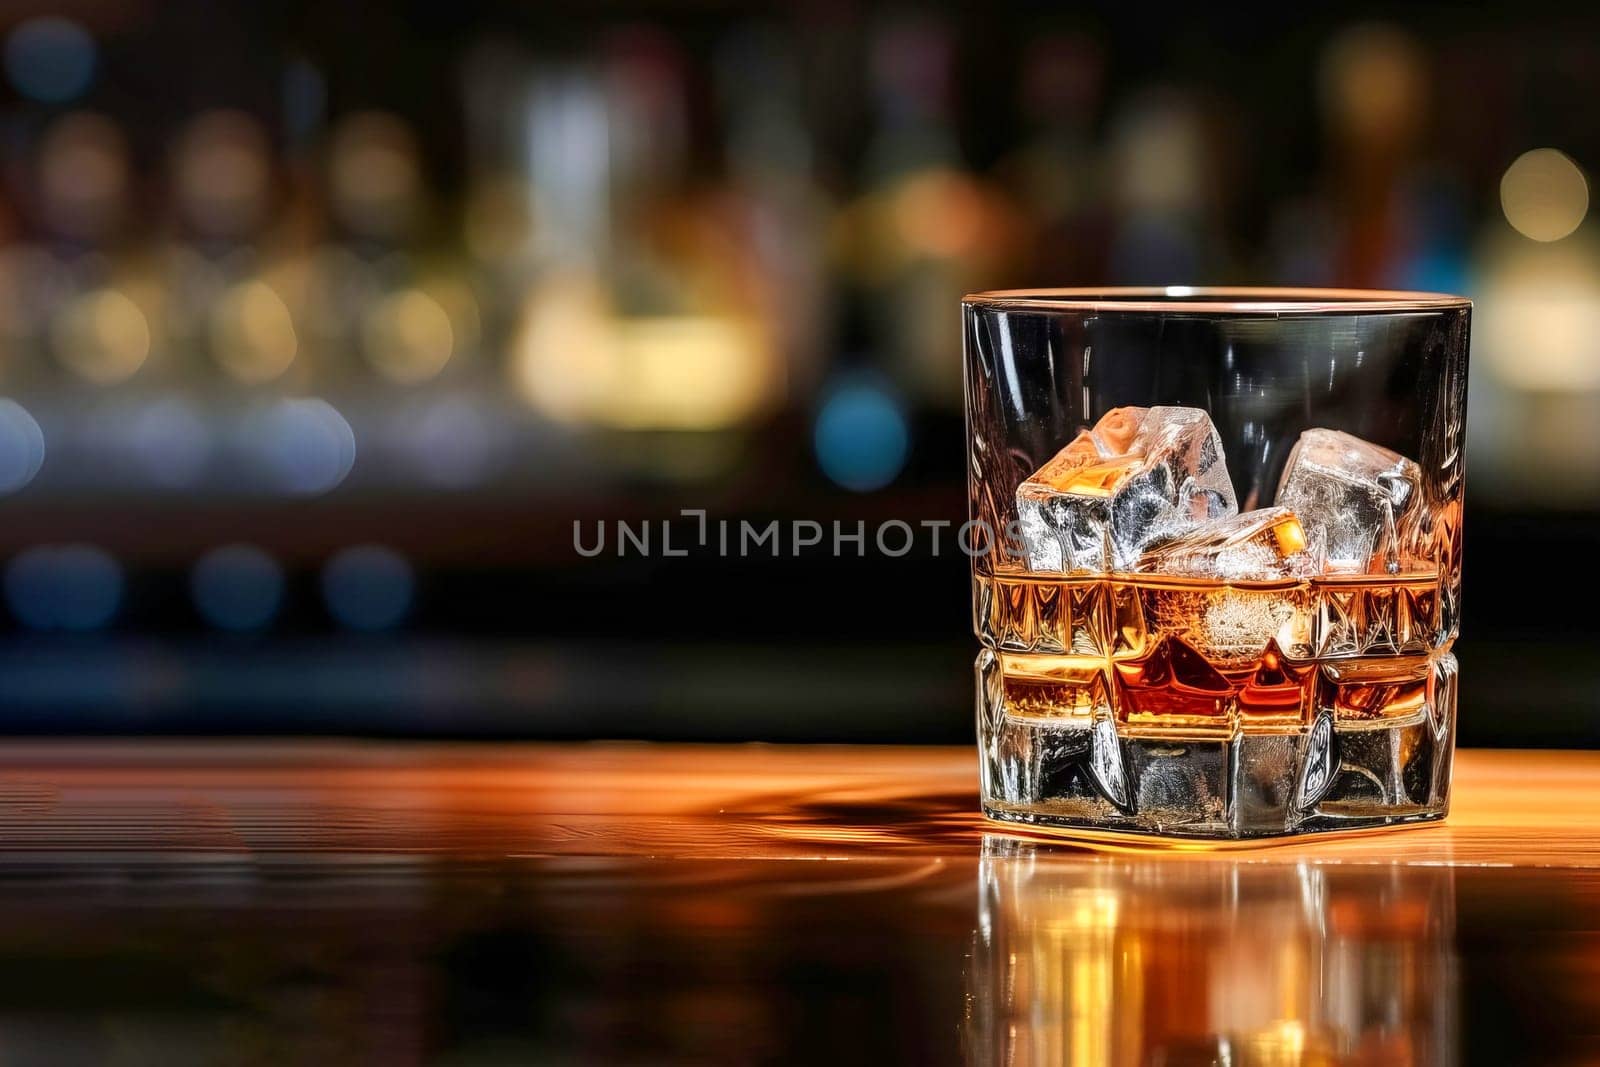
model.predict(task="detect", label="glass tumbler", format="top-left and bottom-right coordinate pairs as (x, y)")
top-left (963, 288), bottom-right (1470, 839)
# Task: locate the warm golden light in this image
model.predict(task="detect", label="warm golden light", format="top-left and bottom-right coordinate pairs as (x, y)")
top-left (511, 275), bottom-right (777, 430)
top-left (363, 288), bottom-right (454, 384)
top-left (1501, 148), bottom-right (1589, 242)
top-left (1476, 236), bottom-right (1600, 391)
top-left (1320, 24), bottom-right (1425, 144)
top-left (210, 281), bottom-right (298, 385)
top-left (614, 317), bottom-right (770, 430)
top-left (51, 288), bottom-right (150, 384)
top-left (891, 170), bottom-right (988, 257)
top-left (510, 275), bottom-right (619, 424)
top-left (974, 851), bottom-right (1456, 1065)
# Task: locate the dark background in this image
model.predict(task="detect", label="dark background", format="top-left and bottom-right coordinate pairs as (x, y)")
top-left (0, 2), bottom-right (1592, 746)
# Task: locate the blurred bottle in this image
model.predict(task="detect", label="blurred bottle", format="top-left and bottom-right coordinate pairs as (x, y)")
top-left (499, 28), bottom-right (785, 476)
top-left (162, 110), bottom-right (289, 387)
top-left (833, 14), bottom-right (1022, 408)
top-left (710, 23), bottom-right (831, 399)
top-left (0, 113), bottom-right (152, 391)
top-left (1318, 23), bottom-right (1429, 287)
top-left (1104, 90), bottom-right (1228, 284)
top-left (995, 32), bottom-right (1111, 286)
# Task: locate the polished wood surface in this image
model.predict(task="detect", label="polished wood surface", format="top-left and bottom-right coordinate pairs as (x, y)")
top-left (0, 742), bottom-right (1594, 1064)
top-left (0, 743), bottom-right (1593, 863)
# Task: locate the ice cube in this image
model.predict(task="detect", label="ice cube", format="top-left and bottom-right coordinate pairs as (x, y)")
top-left (1016, 406), bottom-right (1237, 572)
top-left (1275, 429), bottom-right (1421, 574)
top-left (1137, 506), bottom-right (1316, 581)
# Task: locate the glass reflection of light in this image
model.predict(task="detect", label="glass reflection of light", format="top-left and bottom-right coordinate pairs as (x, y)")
top-left (967, 838), bottom-right (1456, 1066)
top-left (0, 399), bottom-right (46, 494)
top-left (321, 545), bottom-right (414, 631)
top-left (191, 544), bottom-right (285, 632)
top-left (3, 17), bottom-right (95, 104)
top-left (4, 544), bottom-right (123, 632)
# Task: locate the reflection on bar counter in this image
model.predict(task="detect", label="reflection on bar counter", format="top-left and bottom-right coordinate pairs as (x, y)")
top-left (966, 837), bottom-right (1457, 1066)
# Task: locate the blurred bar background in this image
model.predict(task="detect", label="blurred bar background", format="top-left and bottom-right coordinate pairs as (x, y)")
top-left (0, 3), bottom-right (1592, 745)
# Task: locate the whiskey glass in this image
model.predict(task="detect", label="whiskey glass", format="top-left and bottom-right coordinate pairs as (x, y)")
top-left (964, 288), bottom-right (1470, 838)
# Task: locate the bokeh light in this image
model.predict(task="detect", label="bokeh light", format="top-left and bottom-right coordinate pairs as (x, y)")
top-left (3, 17), bottom-right (95, 103)
top-left (50, 289), bottom-right (151, 385)
top-left (814, 377), bottom-right (909, 492)
top-left (513, 276), bottom-right (776, 430)
top-left (464, 174), bottom-right (536, 264)
top-left (1320, 24), bottom-right (1425, 145)
top-left (321, 545), bottom-right (414, 631)
top-left (407, 397), bottom-right (495, 488)
top-left (1501, 149), bottom-right (1589, 242)
top-left (0, 399), bottom-right (46, 495)
top-left (245, 398), bottom-right (356, 495)
top-left (363, 288), bottom-right (454, 383)
top-left (211, 281), bottom-right (298, 384)
top-left (1476, 237), bottom-right (1600, 391)
top-left (128, 398), bottom-right (210, 489)
top-left (329, 112), bottom-right (422, 239)
top-left (37, 112), bottom-right (128, 241)
top-left (173, 110), bottom-right (272, 239)
top-left (191, 544), bottom-right (285, 632)
top-left (4, 544), bottom-right (122, 632)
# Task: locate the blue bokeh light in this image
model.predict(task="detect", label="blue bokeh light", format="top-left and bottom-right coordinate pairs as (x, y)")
top-left (4, 544), bottom-right (122, 632)
top-left (248, 397), bottom-right (357, 495)
top-left (813, 378), bottom-right (910, 492)
top-left (4, 17), bottom-right (96, 103)
top-left (0, 398), bottom-right (45, 495)
top-left (321, 545), bottom-right (414, 631)
top-left (191, 544), bottom-right (285, 632)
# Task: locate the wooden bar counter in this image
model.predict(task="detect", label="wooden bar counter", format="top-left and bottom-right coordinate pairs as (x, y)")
top-left (0, 742), bottom-right (1594, 1063)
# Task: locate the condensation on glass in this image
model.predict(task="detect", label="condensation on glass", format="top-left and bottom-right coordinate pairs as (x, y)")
top-left (963, 288), bottom-right (1470, 839)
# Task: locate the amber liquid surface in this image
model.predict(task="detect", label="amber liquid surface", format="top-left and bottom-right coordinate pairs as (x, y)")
top-left (978, 567), bottom-right (1446, 739)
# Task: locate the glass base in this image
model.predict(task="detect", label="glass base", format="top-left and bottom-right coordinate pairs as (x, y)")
top-left (977, 692), bottom-right (1455, 841)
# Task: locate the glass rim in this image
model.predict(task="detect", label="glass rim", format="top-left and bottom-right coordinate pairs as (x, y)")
top-left (962, 286), bottom-right (1472, 314)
